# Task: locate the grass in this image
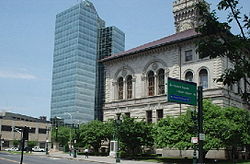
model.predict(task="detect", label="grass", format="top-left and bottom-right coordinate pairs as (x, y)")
top-left (3, 151), bottom-right (32, 155)
top-left (141, 158), bottom-right (250, 164)
top-left (123, 155), bottom-right (250, 164)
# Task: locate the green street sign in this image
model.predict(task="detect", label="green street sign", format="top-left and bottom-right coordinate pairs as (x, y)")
top-left (167, 77), bottom-right (197, 106)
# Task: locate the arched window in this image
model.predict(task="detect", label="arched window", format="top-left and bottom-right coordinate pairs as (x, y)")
top-left (127, 75), bottom-right (132, 99)
top-left (185, 71), bottom-right (193, 82)
top-left (118, 77), bottom-right (123, 99)
top-left (158, 69), bottom-right (165, 95)
top-left (199, 69), bottom-right (208, 88)
top-left (148, 71), bottom-right (155, 96)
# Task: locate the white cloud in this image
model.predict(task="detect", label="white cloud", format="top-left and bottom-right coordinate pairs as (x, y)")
top-left (0, 70), bottom-right (37, 80)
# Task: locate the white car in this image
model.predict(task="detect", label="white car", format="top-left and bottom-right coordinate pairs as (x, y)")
top-left (5, 147), bottom-right (19, 151)
top-left (32, 146), bottom-right (45, 152)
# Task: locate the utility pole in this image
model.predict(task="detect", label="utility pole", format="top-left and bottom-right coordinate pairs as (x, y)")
top-left (20, 126), bottom-right (29, 164)
top-left (198, 86), bottom-right (204, 164)
top-left (0, 134), bottom-right (2, 151)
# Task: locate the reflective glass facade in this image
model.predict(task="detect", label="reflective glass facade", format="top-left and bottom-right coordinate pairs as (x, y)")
top-left (95, 27), bottom-right (125, 120)
top-left (51, 1), bottom-right (105, 124)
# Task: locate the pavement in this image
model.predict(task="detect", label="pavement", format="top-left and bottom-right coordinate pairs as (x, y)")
top-left (35, 151), bottom-right (161, 164)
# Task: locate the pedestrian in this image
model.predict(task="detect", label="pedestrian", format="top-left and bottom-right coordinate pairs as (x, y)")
top-left (84, 148), bottom-right (89, 158)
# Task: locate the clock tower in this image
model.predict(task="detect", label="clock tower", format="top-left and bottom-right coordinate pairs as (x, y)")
top-left (173, 0), bottom-right (203, 33)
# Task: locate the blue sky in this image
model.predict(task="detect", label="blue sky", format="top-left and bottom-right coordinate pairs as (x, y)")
top-left (0, 0), bottom-right (249, 118)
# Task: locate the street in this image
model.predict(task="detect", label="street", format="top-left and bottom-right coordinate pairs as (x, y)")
top-left (0, 152), bottom-right (102, 164)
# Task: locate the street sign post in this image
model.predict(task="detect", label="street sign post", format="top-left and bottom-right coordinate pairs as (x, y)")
top-left (167, 77), bottom-right (197, 106)
top-left (167, 77), bottom-right (204, 163)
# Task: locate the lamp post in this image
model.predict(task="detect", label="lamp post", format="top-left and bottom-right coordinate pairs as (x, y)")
top-left (73, 121), bottom-right (80, 158)
top-left (45, 127), bottom-right (50, 155)
top-left (65, 113), bottom-right (73, 156)
top-left (115, 115), bottom-right (121, 163)
top-left (55, 126), bottom-right (58, 142)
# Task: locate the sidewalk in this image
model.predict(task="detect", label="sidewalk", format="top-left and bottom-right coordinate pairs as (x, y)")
top-left (45, 151), bottom-right (161, 164)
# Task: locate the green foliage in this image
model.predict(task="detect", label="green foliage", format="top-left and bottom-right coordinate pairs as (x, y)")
top-left (78, 120), bottom-right (112, 152)
top-left (13, 140), bottom-right (20, 147)
top-left (203, 100), bottom-right (250, 151)
top-left (116, 117), bottom-right (154, 156)
top-left (154, 100), bottom-right (250, 157)
top-left (195, 0), bottom-right (250, 104)
top-left (27, 141), bottom-right (37, 148)
top-left (154, 113), bottom-right (194, 150)
top-left (51, 126), bottom-right (71, 146)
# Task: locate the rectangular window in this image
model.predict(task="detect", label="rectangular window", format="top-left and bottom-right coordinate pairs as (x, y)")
top-left (157, 109), bottom-right (163, 121)
top-left (29, 128), bottom-right (36, 133)
top-left (38, 128), bottom-right (47, 134)
top-left (185, 50), bottom-right (193, 62)
top-left (146, 111), bottom-right (152, 123)
top-left (1, 125), bottom-right (12, 131)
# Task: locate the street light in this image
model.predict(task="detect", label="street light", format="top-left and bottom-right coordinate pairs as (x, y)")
top-left (64, 112), bottom-right (73, 156)
top-left (73, 121), bottom-right (80, 158)
top-left (50, 117), bottom-right (60, 151)
top-left (45, 127), bottom-right (50, 155)
top-left (115, 115), bottom-right (121, 163)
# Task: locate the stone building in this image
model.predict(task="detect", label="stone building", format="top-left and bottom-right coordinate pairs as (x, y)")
top-left (101, 0), bottom-right (248, 122)
top-left (100, 0), bottom-right (249, 159)
top-left (0, 112), bottom-right (51, 149)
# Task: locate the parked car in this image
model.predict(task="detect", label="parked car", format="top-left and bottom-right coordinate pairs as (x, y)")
top-left (4, 147), bottom-right (19, 151)
top-left (32, 146), bottom-right (45, 152)
top-left (23, 147), bottom-right (32, 152)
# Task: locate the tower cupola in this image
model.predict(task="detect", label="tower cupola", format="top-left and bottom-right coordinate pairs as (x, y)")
top-left (173, 0), bottom-right (203, 33)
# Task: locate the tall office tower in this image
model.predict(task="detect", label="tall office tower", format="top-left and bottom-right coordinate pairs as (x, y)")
top-left (95, 27), bottom-right (125, 121)
top-left (51, 1), bottom-right (105, 124)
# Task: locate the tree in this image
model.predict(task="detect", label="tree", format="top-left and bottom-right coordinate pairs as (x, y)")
top-left (78, 120), bottom-right (111, 153)
top-left (154, 112), bottom-right (195, 153)
top-left (13, 140), bottom-right (20, 147)
top-left (51, 126), bottom-right (71, 147)
top-left (196, 0), bottom-right (250, 104)
top-left (116, 117), bottom-right (154, 156)
top-left (154, 100), bottom-right (250, 159)
top-left (203, 100), bottom-right (250, 160)
top-left (27, 141), bottom-right (37, 148)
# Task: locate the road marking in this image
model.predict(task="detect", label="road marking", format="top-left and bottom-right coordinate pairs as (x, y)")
top-left (0, 157), bottom-right (27, 164)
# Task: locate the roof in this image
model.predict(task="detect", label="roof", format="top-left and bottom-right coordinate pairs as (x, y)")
top-left (101, 29), bottom-right (198, 62)
top-left (0, 111), bottom-right (49, 123)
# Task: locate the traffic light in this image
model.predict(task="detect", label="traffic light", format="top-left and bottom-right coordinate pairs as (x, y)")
top-left (23, 127), bottom-right (29, 140)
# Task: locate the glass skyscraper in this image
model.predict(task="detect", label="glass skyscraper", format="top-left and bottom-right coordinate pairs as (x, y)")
top-left (95, 27), bottom-right (125, 120)
top-left (51, 1), bottom-right (124, 124)
top-left (51, 1), bottom-right (104, 124)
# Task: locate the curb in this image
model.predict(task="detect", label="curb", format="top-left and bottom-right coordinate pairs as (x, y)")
top-left (47, 155), bottom-right (114, 164)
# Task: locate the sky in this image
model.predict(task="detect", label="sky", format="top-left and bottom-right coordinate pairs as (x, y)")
top-left (0, 0), bottom-right (249, 119)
